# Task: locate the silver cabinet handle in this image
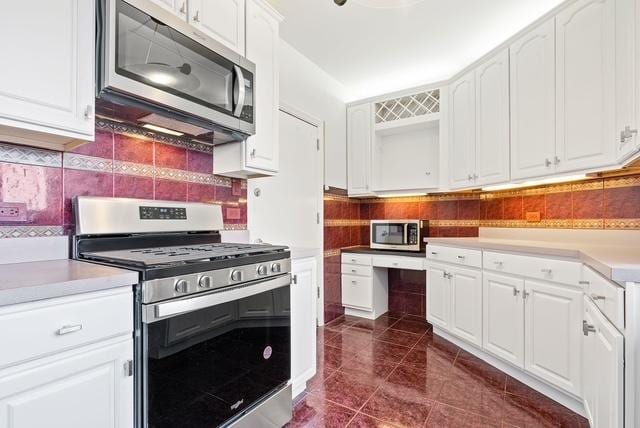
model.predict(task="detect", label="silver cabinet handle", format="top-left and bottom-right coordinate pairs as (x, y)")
top-left (473, 173), bottom-right (478, 180)
top-left (493, 261), bottom-right (503, 267)
top-left (351, 259), bottom-right (357, 262)
top-left (553, 156), bottom-right (560, 165)
top-left (351, 280), bottom-right (357, 284)
top-left (513, 288), bottom-right (520, 297)
top-left (583, 320), bottom-right (596, 336)
top-left (392, 262), bottom-right (399, 266)
top-left (179, 1), bottom-right (186, 13)
top-left (193, 10), bottom-right (200, 22)
top-left (544, 158), bottom-right (552, 167)
top-left (56, 324), bottom-right (83, 336)
top-left (523, 290), bottom-right (530, 300)
top-left (250, 148), bottom-right (256, 157)
top-left (84, 105), bottom-right (93, 120)
top-left (579, 280), bottom-right (590, 285)
top-left (457, 255), bottom-right (466, 260)
top-left (425, 172), bottom-right (431, 176)
top-left (430, 252), bottom-right (438, 255)
top-left (443, 272), bottom-right (452, 279)
top-left (540, 269), bottom-right (552, 275)
top-left (467, 174), bottom-right (473, 181)
top-left (620, 125), bottom-right (638, 143)
top-left (590, 294), bottom-right (606, 301)
top-left (351, 269), bottom-right (356, 273)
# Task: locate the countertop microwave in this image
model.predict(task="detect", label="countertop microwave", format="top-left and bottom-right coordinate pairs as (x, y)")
top-left (370, 220), bottom-right (428, 252)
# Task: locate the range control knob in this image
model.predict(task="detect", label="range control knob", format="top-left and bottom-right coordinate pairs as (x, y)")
top-left (175, 279), bottom-right (189, 293)
top-left (257, 265), bottom-right (268, 275)
top-left (230, 270), bottom-right (243, 282)
top-left (271, 263), bottom-right (282, 273)
top-left (199, 276), bottom-right (213, 289)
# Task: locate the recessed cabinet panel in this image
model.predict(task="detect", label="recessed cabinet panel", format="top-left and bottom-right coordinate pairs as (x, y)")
top-left (524, 279), bottom-right (582, 396)
top-left (556, 0), bottom-right (616, 172)
top-left (483, 272), bottom-right (525, 367)
top-left (189, 0), bottom-right (245, 55)
top-left (149, 0), bottom-right (187, 18)
top-left (291, 258), bottom-right (317, 396)
top-left (341, 274), bottom-right (373, 310)
top-left (426, 264), bottom-right (450, 329)
top-left (449, 266), bottom-right (482, 347)
top-left (347, 103), bottom-right (373, 196)
top-left (448, 72), bottom-right (476, 189)
top-left (510, 19), bottom-right (556, 180)
top-left (475, 49), bottom-right (510, 186)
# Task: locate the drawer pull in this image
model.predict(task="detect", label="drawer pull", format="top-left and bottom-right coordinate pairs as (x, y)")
top-left (457, 255), bottom-right (466, 260)
top-left (56, 324), bottom-right (83, 336)
top-left (513, 288), bottom-right (520, 297)
top-left (590, 294), bottom-right (606, 301)
top-left (443, 272), bottom-right (452, 279)
top-left (392, 262), bottom-right (399, 266)
top-left (579, 280), bottom-right (590, 285)
top-left (430, 252), bottom-right (438, 255)
top-left (351, 259), bottom-right (357, 262)
top-left (351, 269), bottom-right (357, 273)
top-left (523, 290), bottom-right (530, 300)
top-left (493, 261), bottom-right (503, 267)
top-left (351, 280), bottom-right (357, 285)
top-left (540, 269), bottom-right (553, 275)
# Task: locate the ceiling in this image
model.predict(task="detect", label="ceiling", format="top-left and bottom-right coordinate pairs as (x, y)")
top-left (268, 0), bottom-right (564, 101)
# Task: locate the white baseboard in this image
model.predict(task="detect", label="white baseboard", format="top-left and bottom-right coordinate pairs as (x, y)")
top-left (434, 327), bottom-right (587, 418)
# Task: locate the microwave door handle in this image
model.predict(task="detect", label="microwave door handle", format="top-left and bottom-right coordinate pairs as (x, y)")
top-left (404, 224), bottom-right (409, 244)
top-left (233, 65), bottom-right (246, 117)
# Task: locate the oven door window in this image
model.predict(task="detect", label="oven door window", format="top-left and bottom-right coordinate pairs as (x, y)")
top-left (144, 285), bottom-right (290, 428)
top-left (372, 223), bottom-right (405, 245)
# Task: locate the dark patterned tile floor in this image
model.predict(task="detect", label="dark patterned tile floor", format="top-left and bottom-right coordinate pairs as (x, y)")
top-left (288, 313), bottom-right (589, 428)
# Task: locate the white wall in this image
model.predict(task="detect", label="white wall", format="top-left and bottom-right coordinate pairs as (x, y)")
top-left (279, 40), bottom-right (348, 189)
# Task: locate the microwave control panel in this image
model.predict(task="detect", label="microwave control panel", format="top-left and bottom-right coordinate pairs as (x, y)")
top-left (408, 224), bottom-right (418, 244)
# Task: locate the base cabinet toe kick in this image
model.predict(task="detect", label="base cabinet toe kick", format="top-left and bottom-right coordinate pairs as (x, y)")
top-left (426, 244), bottom-right (634, 428)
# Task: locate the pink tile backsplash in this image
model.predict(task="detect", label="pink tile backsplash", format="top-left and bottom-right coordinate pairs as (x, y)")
top-left (0, 120), bottom-right (247, 234)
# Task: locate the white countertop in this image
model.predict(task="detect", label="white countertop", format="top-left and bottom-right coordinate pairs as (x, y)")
top-left (425, 236), bottom-right (640, 284)
top-left (289, 247), bottom-right (320, 260)
top-left (0, 260), bottom-right (139, 307)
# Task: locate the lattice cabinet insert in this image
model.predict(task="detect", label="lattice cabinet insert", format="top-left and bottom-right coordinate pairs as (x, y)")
top-left (374, 89), bottom-right (440, 124)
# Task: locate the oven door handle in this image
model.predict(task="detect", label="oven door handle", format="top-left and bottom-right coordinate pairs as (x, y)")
top-left (143, 273), bottom-right (291, 323)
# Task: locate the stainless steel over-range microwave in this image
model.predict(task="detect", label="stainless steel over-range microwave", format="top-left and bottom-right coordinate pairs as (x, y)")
top-left (96, 0), bottom-right (255, 142)
top-left (370, 220), bottom-right (428, 252)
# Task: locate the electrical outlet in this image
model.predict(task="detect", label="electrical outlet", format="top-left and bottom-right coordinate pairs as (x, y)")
top-left (525, 211), bottom-right (541, 223)
top-left (0, 202), bottom-right (27, 222)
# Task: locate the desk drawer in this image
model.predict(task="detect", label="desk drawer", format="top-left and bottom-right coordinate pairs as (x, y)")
top-left (0, 287), bottom-right (133, 369)
top-left (342, 264), bottom-right (372, 277)
top-left (372, 255), bottom-right (425, 271)
top-left (341, 253), bottom-right (372, 266)
top-left (483, 251), bottom-right (581, 286)
top-left (582, 266), bottom-right (624, 330)
top-left (426, 245), bottom-right (482, 268)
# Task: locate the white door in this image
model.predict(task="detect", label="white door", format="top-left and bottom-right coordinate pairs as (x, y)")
top-left (524, 280), bottom-right (582, 396)
top-left (448, 71), bottom-right (476, 189)
top-left (483, 272), bottom-right (525, 367)
top-left (291, 258), bottom-right (317, 397)
top-left (0, 0), bottom-right (94, 138)
top-left (556, 0), bottom-right (616, 172)
top-left (510, 19), bottom-right (556, 180)
top-left (449, 266), bottom-right (483, 347)
top-left (615, 0), bottom-right (638, 161)
top-left (0, 340), bottom-right (133, 428)
top-left (475, 49), bottom-right (510, 187)
top-left (347, 103), bottom-right (373, 196)
top-left (244, 0), bottom-right (280, 172)
top-left (149, 0), bottom-right (187, 19)
top-left (426, 264), bottom-right (451, 330)
top-left (189, 0), bottom-right (245, 55)
top-left (583, 297), bottom-right (624, 428)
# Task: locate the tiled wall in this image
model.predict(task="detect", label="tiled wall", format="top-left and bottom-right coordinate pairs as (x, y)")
top-left (0, 119), bottom-right (247, 239)
top-left (323, 173), bottom-right (640, 322)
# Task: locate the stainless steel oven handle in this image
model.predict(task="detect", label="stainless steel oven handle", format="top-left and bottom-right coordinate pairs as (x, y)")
top-left (233, 65), bottom-right (246, 118)
top-left (144, 273), bottom-right (291, 323)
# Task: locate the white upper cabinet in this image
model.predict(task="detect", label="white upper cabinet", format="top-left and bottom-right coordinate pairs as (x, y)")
top-left (510, 19), bottom-right (557, 181)
top-left (347, 103), bottom-right (373, 196)
top-left (0, 0), bottom-right (95, 150)
top-left (189, 0), bottom-right (245, 55)
top-left (475, 49), bottom-right (511, 186)
top-left (556, 0), bottom-right (617, 172)
top-left (149, 0), bottom-right (187, 19)
top-left (449, 71), bottom-right (476, 189)
top-left (615, 0), bottom-right (638, 161)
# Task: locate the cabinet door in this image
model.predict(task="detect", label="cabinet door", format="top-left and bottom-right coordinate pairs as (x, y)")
top-left (583, 297), bottom-right (624, 428)
top-left (615, 0), bottom-right (638, 161)
top-left (244, 0), bottom-right (280, 173)
top-left (524, 280), bottom-right (582, 396)
top-left (510, 19), bottom-right (556, 180)
top-left (149, 0), bottom-right (187, 19)
top-left (483, 273), bottom-right (525, 367)
top-left (449, 266), bottom-right (482, 347)
top-left (556, 0), bottom-right (616, 172)
top-left (189, 0), bottom-right (245, 55)
top-left (291, 258), bottom-right (317, 396)
top-left (0, 0), bottom-right (94, 138)
top-left (448, 71), bottom-right (476, 189)
top-left (426, 264), bottom-right (450, 330)
top-left (475, 49), bottom-right (510, 187)
top-left (347, 103), bottom-right (373, 196)
top-left (0, 339), bottom-right (133, 428)
top-left (341, 274), bottom-right (372, 310)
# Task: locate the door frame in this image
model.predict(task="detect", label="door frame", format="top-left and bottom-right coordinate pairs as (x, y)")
top-left (279, 102), bottom-right (325, 326)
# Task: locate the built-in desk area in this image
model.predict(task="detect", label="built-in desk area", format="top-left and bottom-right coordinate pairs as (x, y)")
top-left (340, 246), bottom-right (426, 319)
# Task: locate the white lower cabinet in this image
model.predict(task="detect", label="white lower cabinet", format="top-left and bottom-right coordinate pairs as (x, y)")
top-left (583, 296), bottom-right (624, 428)
top-left (524, 279), bottom-right (583, 397)
top-left (0, 339), bottom-right (133, 428)
top-left (426, 264), bottom-right (450, 329)
top-left (290, 257), bottom-right (317, 398)
top-left (483, 272), bottom-right (525, 367)
top-left (449, 266), bottom-right (483, 347)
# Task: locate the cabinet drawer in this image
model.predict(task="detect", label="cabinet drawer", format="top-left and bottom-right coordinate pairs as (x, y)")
top-left (341, 274), bottom-right (372, 310)
top-left (426, 245), bottom-right (482, 268)
top-left (483, 251), bottom-right (581, 286)
top-left (582, 266), bottom-right (624, 330)
top-left (0, 287), bottom-right (133, 369)
top-left (341, 253), bottom-right (372, 266)
top-left (342, 264), bottom-right (372, 277)
top-left (372, 255), bottom-right (425, 271)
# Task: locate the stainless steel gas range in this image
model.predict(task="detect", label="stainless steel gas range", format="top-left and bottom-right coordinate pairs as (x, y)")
top-left (73, 197), bottom-right (292, 428)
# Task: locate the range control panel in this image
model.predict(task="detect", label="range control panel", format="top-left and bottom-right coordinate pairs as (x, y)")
top-left (139, 206), bottom-right (187, 220)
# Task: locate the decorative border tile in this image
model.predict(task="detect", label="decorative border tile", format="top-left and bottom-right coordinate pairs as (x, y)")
top-left (324, 194), bottom-right (352, 203)
top-left (63, 153), bottom-right (113, 173)
top-left (605, 218), bottom-right (640, 229)
top-left (0, 142), bottom-right (62, 168)
top-left (323, 249), bottom-right (341, 258)
top-left (604, 175), bottom-right (640, 189)
top-left (430, 220), bottom-right (479, 227)
top-left (571, 180), bottom-right (603, 192)
top-left (572, 219), bottom-right (604, 229)
top-left (113, 160), bottom-right (155, 178)
top-left (479, 219), bottom-right (573, 228)
top-left (325, 219), bottom-right (368, 227)
top-left (362, 193), bottom-right (480, 203)
top-left (0, 226), bottom-right (65, 239)
top-left (223, 223), bottom-right (248, 230)
top-left (214, 176), bottom-right (233, 187)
